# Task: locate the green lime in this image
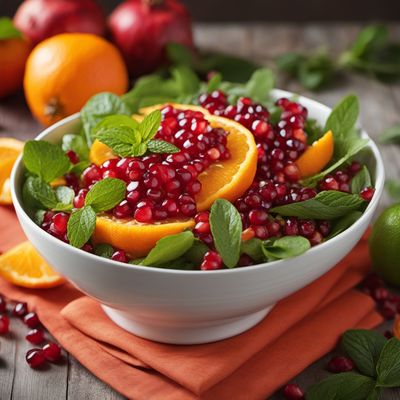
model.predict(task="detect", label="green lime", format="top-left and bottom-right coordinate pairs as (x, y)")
top-left (369, 203), bottom-right (400, 286)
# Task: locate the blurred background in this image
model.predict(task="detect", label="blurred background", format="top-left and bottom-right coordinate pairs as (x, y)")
top-left (3, 0), bottom-right (400, 21)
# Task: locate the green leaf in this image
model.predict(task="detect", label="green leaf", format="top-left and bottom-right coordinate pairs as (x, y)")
top-left (94, 243), bottom-right (114, 259)
top-left (55, 186), bottom-right (74, 207)
top-left (326, 211), bottom-right (363, 239)
top-left (23, 176), bottom-right (57, 210)
top-left (69, 160), bottom-right (91, 175)
top-left (240, 238), bottom-right (265, 263)
top-left (67, 206), bottom-right (96, 248)
top-left (147, 140), bottom-right (179, 154)
top-left (277, 52), bottom-right (304, 74)
top-left (207, 73), bottom-right (222, 93)
top-left (84, 178), bottom-right (126, 213)
top-left (171, 65), bottom-right (201, 96)
top-left (262, 236), bottom-right (310, 260)
top-left (385, 179), bottom-right (400, 201)
top-left (141, 231), bottom-right (195, 267)
top-left (271, 191), bottom-right (365, 220)
top-left (348, 25), bottom-right (388, 60)
top-left (184, 239), bottom-right (209, 266)
top-left (342, 329), bottom-right (387, 378)
top-left (0, 17), bottom-right (22, 40)
top-left (325, 95), bottom-right (359, 140)
top-left (96, 127), bottom-right (140, 157)
top-left (138, 110), bottom-right (162, 142)
top-left (23, 141), bottom-right (71, 183)
top-left (33, 210), bottom-right (46, 226)
top-left (61, 134), bottom-right (89, 161)
top-left (166, 42), bottom-right (194, 66)
top-left (306, 373), bottom-right (376, 400)
top-left (379, 124), bottom-right (400, 144)
top-left (351, 166), bottom-right (372, 194)
top-left (81, 93), bottom-right (131, 146)
top-left (209, 199), bottom-right (242, 268)
top-left (244, 68), bottom-right (275, 104)
top-left (305, 118), bottom-right (324, 144)
top-left (376, 338), bottom-right (400, 387)
top-left (94, 115), bottom-right (139, 138)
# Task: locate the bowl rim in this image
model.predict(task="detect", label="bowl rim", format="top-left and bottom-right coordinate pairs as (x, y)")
top-left (10, 88), bottom-right (385, 276)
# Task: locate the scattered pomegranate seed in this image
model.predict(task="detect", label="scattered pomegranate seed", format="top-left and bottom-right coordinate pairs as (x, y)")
top-left (0, 315), bottom-right (10, 334)
top-left (360, 187), bottom-right (375, 202)
top-left (13, 302), bottom-right (28, 318)
top-left (0, 295), bottom-right (6, 313)
top-left (327, 356), bottom-right (355, 373)
top-left (23, 312), bottom-right (40, 328)
top-left (111, 250), bottom-right (128, 263)
top-left (380, 301), bottom-right (397, 320)
top-left (43, 342), bottom-right (62, 362)
top-left (283, 383), bottom-right (305, 400)
top-left (26, 328), bottom-right (45, 344)
top-left (66, 150), bottom-right (79, 164)
top-left (26, 348), bottom-right (46, 369)
top-left (201, 251), bottom-right (223, 271)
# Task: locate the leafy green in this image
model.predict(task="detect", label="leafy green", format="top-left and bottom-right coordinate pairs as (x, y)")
top-left (96, 127), bottom-right (144, 157)
top-left (23, 141), bottom-right (71, 183)
top-left (84, 178), bottom-right (126, 213)
top-left (351, 166), bottom-right (372, 194)
top-left (207, 73), bottom-right (222, 93)
top-left (141, 231), bottom-right (195, 267)
top-left (138, 110), bottom-right (162, 142)
top-left (262, 236), bottom-right (310, 260)
top-left (61, 134), bottom-right (89, 161)
top-left (240, 238), bottom-right (264, 263)
top-left (244, 68), bottom-right (275, 104)
top-left (0, 17), bottom-right (22, 40)
top-left (67, 206), bottom-right (97, 248)
top-left (271, 191), bottom-right (365, 220)
top-left (326, 211), bottom-right (363, 239)
top-left (376, 338), bottom-right (400, 388)
top-left (305, 118), bottom-right (324, 144)
top-left (342, 329), bottom-right (387, 377)
top-left (94, 243), bottom-right (114, 259)
top-left (184, 239), bottom-right (209, 266)
top-left (209, 199), bottom-right (242, 268)
top-left (379, 124), bottom-right (400, 144)
top-left (147, 140), bottom-right (179, 154)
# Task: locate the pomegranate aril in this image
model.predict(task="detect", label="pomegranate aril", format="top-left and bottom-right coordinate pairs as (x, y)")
top-left (201, 251), bottom-right (223, 271)
top-left (66, 150), bottom-right (79, 164)
top-left (372, 287), bottom-right (389, 302)
top-left (284, 218), bottom-right (299, 236)
top-left (43, 342), bottom-right (62, 362)
top-left (252, 225), bottom-right (269, 239)
top-left (82, 243), bottom-right (93, 253)
top-left (298, 220), bottom-right (315, 237)
top-left (360, 187), bottom-right (375, 202)
top-left (13, 302), bottom-right (28, 318)
top-left (134, 206), bottom-right (153, 223)
top-left (23, 312), bottom-right (40, 328)
top-left (181, 202), bottom-right (197, 217)
top-left (73, 189), bottom-right (88, 209)
top-left (194, 221), bottom-right (211, 234)
top-left (113, 200), bottom-right (132, 218)
top-left (82, 165), bottom-right (101, 186)
top-left (194, 211), bottom-right (209, 223)
top-left (319, 175), bottom-right (339, 191)
top-left (52, 213), bottom-right (69, 235)
top-left (0, 296), bottom-right (6, 313)
top-left (26, 349), bottom-right (46, 369)
top-left (26, 328), bottom-right (45, 344)
top-left (111, 250), bottom-right (128, 263)
top-left (248, 209), bottom-right (268, 225)
top-left (0, 315), bottom-right (9, 334)
top-left (327, 356), bottom-right (355, 373)
top-left (309, 231), bottom-right (323, 246)
top-left (380, 301), bottom-right (397, 320)
top-left (282, 383), bottom-right (304, 400)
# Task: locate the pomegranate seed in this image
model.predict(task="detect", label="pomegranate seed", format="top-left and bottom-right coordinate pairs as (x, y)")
top-left (237, 254), bottom-right (254, 267)
top-left (319, 176), bottom-right (339, 191)
top-left (0, 315), bottom-right (10, 334)
top-left (52, 213), bottom-right (69, 235)
top-left (327, 356), bottom-right (355, 373)
top-left (194, 221), bottom-right (211, 234)
top-left (201, 251), bottom-right (223, 271)
top-left (23, 312), bottom-right (40, 328)
top-left (113, 200), bottom-right (132, 218)
top-left (43, 342), bottom-right (62, 362)
top-left (283, 383), bottom-right (304, 400)
top-left (26, 329), bottom-right (45, 344)
top-left (348, 161), bottom-right (361, 175)
top-left (309, 231), bottom-right (323, 246)
top-left (0, 296), bottom-right (6, 313)
top-left (194, 211), bottom-right (209, 223)
top-left (249, 209), bottom-right (268, 225)
top-left (111, 250), bottom-right (128, 263)
top-left (284, 218), bottom-right (299, 236)
top-left (298, 220), bottom-right (316, 237)
top-left (73, 189), bottom-right (88, 208)
top-left (380, 301), bottom-right (397, 320)
top-left (360, 187), bottom-right (375, 202)
top-left (13, 302), bottom-right (28, 318)
top-left (372, 287), bottom-right (389, 302)
top-left (66, 150), bottom-right (79, 164)
top-left (26, 349), bottom-right (46, 369)
top-left (82, 243), bottom-right (93, 253)
top-left (134, 206), bottom-right (153, 223)
top-left (82, 165), bottom-right (101, 186)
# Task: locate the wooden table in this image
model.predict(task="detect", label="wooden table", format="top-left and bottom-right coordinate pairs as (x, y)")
top-left (1, 23), bottom-right (400, 399)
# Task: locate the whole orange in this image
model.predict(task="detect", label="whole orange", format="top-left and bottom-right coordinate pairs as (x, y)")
top-left (24, 33), bottom-right (129, 126)
top-left (0, 37), bottom-right (31, 99)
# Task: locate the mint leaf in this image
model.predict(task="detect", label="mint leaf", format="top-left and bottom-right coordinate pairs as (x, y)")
top-left (23, 176), bottom-right (57, 210)
top-left (81, 93), bottom-right (131, 146)
top-left (55, 186), bottom-right (74, 206)
top-left (184, 239), bottom-right (209, 265)
top-left (240, 238), bottom-right (264, 263)
top-left (96, 127), bottom-right (140, 157)
top-left (379, 123), bottom-right (400, 144)
top-left (376, 338), bottom-right (400, 387)
top-left (84, 178), bottom-right (126, 212)
top-left (138, 110), bottom-right (162, 142)
top-left (23, 141), bottom-right (71, 183)
top-left (342, 329), bottom-right (387, 378)
top-left (94, 114), bottom-right (139, 137)
top-left (245, 68), bottom-right (275, 104)
top-left (326, 211), bottom-right (363, 239)
top-left (385, 179), bottom-right (400, 201)
top-left (0, 17), bottom-right (22, 40)
top-left (33, 210), bottom-right (46, 226)
top-left (207, 73), bottom-right (222, 93)
top-left (141, 231), bottom-right (195, 267)
top-left (351, 166), bottom-right (372, 194)
top-left (210, 199), bottom-right (242, 268)
top-left (306, 373), bottom-right (376, 400)
top-left (171, 65), bottom-right (201, 97)
top-left (147, 140), bottom-right (179, 154)
top-left (166, 42), bottom-right (194, 66)
top-left (94, 243), bottom-right (114, 259)
top-left (69, 160), bottom-right (91, 175)
top-left (262, 236), bottom-right (310, 260)
top-left (271, 191), bottom-right (365, 220)
top-left (61, 134), bottom-right (89, 161)
top-left (347, 25), bottom-right (388, 60)
top-left (325, 95), bottom-right (359, 139)
top-left (67, 206), bottom-right (96, 248)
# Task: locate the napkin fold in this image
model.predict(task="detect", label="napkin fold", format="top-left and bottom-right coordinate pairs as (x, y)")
top-left (0, 207), bottom-right (382, 400)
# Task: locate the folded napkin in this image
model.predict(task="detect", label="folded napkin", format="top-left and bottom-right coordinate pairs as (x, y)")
top-left (0, 207), bottom-right (382, 400)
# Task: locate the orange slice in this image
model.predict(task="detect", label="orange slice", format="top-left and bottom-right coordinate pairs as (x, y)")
top-left (0, 241), bottom-right (64, 288)
top-left (93, 217), bottom-right (195, 258)
top-left (0, 138), bottom-right (24, 205)
top-left (296, 130), bottom-right (334, 178)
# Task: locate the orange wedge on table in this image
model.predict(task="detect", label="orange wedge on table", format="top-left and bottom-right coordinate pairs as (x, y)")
top-left (0, 138), bottom-right (24, 205)
top-left (90, 104), bottom-right (257, 257)
top-left (0, 241), bottom-right (64, 288)
top-left (296, 130), bottom-right (334, 178)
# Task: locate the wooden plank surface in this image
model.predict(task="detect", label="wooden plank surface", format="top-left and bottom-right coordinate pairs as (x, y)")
top-left (1, 23), bottom-right (400, 400)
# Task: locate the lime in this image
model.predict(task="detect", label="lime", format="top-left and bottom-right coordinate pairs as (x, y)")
top-left (369, 203), bottom-right (400, 286)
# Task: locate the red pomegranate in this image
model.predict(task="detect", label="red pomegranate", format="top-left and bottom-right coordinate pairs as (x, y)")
top-left (13, 0), bottom-right (106, 45)
top-left (108, 0), bottom-right (193, 76)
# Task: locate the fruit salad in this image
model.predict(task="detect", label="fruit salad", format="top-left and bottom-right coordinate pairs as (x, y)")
top-left (20, 69), bottom-right (375, 270)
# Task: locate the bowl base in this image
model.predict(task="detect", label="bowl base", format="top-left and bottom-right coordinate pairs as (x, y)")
top-left (101, 304), bottom-right (275, 345)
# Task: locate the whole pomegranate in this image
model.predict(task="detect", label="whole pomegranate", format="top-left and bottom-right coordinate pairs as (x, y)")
top-left (108, 0), bottom-right (193, 76)
top-left (13, 0), bottom-right (106, 45)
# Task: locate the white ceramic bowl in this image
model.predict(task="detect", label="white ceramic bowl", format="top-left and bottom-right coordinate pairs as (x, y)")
top-left (10, 90), bottom-right (385, 344)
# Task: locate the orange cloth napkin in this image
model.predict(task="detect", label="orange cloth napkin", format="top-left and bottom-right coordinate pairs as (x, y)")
top-left (0, 206), bottom-right (382, 400)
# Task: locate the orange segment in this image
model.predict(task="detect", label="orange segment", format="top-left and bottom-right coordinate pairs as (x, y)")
top-left (89, 140), bottom-right (117, 166)
top-left (93, 216), bottom-right (195, 257)
top-left (0, 138), bottom-right (24, 205)
top-left (0, 241), bottom-right (64, 288)
top-left (296, 130), bottom-right (334, 178)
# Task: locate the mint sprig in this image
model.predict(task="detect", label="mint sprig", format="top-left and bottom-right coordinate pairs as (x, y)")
top-left (0, 17), bottom-right (22, 40)
top-left (262, 236), bottom-right (310, 260)
top-left (67, 206), bottom-right (97, 249)
top-left (61, 134), bottom-right (89, 162)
